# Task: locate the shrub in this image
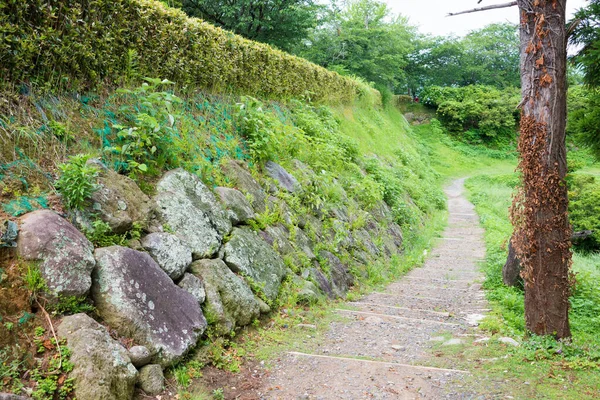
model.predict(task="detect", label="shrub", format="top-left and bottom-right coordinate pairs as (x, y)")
top-left (0, 0), bottom-right (373, 104)
top-left (568, 174), bottom-right (600, 251)
top-left (55, 154), bottom-right (98, 210)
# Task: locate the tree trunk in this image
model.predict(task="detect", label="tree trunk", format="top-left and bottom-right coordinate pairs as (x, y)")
top-left (511, 0), bottom-right (572, 338)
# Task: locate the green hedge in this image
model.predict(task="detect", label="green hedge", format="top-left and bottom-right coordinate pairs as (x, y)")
top-left (0, 0), bottom-right (368, 103)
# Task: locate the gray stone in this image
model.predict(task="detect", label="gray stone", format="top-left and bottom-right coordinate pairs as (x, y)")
top-left (291, 274), bottom-right (321, 304)
top-left (352, 229), bottom-right (380, 257)
top-left (498, 337), bottom-right (520, 347)
top-left (265, 161), bottom-right (301, 193)
top-left (128, 345), bottom-right (152, 368)
top-left (214, 187), bottom-right (255, 225)
top-left (189, 259), bottom-right (260, 335)
top-left (57, 313), bottom-right (138, 400)
top-left (256, 297), bottom-right (271, 314)
top-left (141, 232), bottom-right (191, 280)
top-left (85, 159), bottom-right (154, 233)
top-left (443, 338), bottom-right (463, 346)
top-left (260, 224), bottom-right (294, 257)
top-left (0, 220), bottom-right (18, 248)
top-left (178, 273), bottom-right (206, 304)
top-left (92, 246), bottom-right (206, 366)
top-left (17, 210), bottom-right (95, 297)
top-left (155, 169), bottom-right (231, 258)
top-left (138, 364), bottom-right (164, 395)
top-left (294, 228), bottom-right (316, 260)
top-left (309, 267), bottom-right (334, 299)
top-left (370, 201), bottom-right (394, 224)
top-left (223, 227), bottom-right (287, 302)
top-left (388, 222), bottom-right (404, 249)
top-left (319, 251), bottom-right (353, 297)
top-left (223, 160), bottom-right (267, 213)
top-left (0, 394), bottom-right (31, 400)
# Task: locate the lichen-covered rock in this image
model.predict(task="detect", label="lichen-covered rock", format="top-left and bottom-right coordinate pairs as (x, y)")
top-left (57, 313), bottom-right (138, 400)
top-left (137, 364), bottom-right (164, 395)
top-left (223, 227), bottom-right (287, 302)
top-left (388, 222), bottom-right (404, 249)
top-left (85, 159), bottom-right (154, 233)
top-left (178, 273), bottom-right (206, 304)
top-left (189, 259), bottom-right (260, 335)
top-left (319, 251), bottom-right (354, 297)
top-left (155, 169), bottom-right (231, 258)
top-left (17, 210), bottom-right (95, 297)
top-left (92, 246), bottom-right (206, 366)
top-left (291, 275), bottom-right (321, 304)
top-left (128, 345), bottom-right (152, 368)
top-left (214, 187), bottom-right (255, 225)
top-left (141, 233), bottom-right (191, 280)
top-left (223, 160), bottom-right (267, 213)
top-left (265, 161), bottom-right (301, 193)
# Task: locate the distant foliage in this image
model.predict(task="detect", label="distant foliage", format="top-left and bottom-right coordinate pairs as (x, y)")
top-left (567, 85), bottom-right (600, 159)
top-left (0, 0), bottom-right (368, 103)
top-left (420, 85), bottom-right (519, 143)
top-left (568, 174), bottom-right (600, 251)
top-left (181, 0), bottom-right (320, 52)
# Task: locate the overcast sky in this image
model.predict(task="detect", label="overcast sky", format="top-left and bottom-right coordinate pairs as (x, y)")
top-left (384, 0), bottom-right (588, 37)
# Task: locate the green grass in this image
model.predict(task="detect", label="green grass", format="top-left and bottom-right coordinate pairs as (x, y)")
top-left (460, 173), bottom-right (600, 398)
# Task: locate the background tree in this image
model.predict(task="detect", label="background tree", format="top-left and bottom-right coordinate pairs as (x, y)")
top-left (297, 0), bottom-right (415, 92)
top-left (180, 0), bottom-right (320, 51)
top-left (569, 0), bottom-right (600, 158)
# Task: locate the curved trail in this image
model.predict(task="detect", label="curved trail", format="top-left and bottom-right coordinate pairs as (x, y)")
top-left (260, 178), bottom-right (487, 399)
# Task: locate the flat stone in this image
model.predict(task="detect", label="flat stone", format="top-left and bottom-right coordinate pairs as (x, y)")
top-left (498, 337), bottom-right (520, 347)
top-left (17, 210), bottom-right (95, 297)
top-left (223, 227), bottom-right (287, 302)
top-left (57, 313), bottom-right (138, 400)
top-left (92, 246), bottom-right (206, 366)
top-left (141, 232), bottom-right (192, 280)
top-left (465, 313), bottom-right (486, 327)
top-left (443, 338), bottom-right (463, 346)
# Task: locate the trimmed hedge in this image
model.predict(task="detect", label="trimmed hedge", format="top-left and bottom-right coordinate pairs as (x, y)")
top-left (0, 0), bottom-right (367, 103)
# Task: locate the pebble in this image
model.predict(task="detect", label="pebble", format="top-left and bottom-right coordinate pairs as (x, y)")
top-left (498, 337), bottom-right (519, 347)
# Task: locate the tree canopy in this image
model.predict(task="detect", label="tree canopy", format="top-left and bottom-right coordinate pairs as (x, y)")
top-left (180, 0), bottom-right (320, 51)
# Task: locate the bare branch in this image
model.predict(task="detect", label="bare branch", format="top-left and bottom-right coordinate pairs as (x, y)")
top-left (447, 1), bottom-right (518, 17)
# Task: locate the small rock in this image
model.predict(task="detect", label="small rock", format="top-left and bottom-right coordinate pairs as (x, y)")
top-left (141, 233), bottom-right (192, 280)
top-left (474, 337), bottom-right (491, 344)
top-left (128, 346), bottom-right (152, 368)
top-left (391, 345), bottom-right (406, 351)
top-left (498, 337), bottom-right (519, 347)
top-left (0, 394), bottom-right (33, 400)
top-left (442, 338), bottom-right (463, 346)
top-left (265, 161), bottom-right (301, 193)
top-left (176, 273), bottom-right (205, 305)
top-left (465, 313), bottom-right (486, 326)
top-left (296, 324), bottom-right (317, 330)
top-left (429, 336), bottom-right (446, 342)
top-left (138, 364), bottom-right (164, 395)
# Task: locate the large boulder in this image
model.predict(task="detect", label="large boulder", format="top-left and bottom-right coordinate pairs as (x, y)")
top-left (265, 161), bottom-right (301, 193)
top-left (141, 232), bottom-right (192, 280)
top-left (294, 228), bottom-right (316, 260)
top-left (310, 267), bottom-right (335, 299)
top-left (223, 227), bottom-right (287, 302)
top-left (92, 246), bottom-right (206, 366)
top-left (214, 187), bottom-right (255, 225)
top-left (17, 210), bottom-right (95, 297)
top-left (189, 259), bottom-right (260, 335)
top-left (154, 169), bottom-right (231, 258)
top-left (85, 159), bottom-right (154, 233)
top-left (57, 313), bottom-right (138, 400)
top-left (260, 224), bottom-right (295, 257)
top-left (223, 161), bottom-right (267, 213)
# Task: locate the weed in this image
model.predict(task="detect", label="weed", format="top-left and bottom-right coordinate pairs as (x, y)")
top-left (55, 153), bottom-right (98, 210)
top-left (212, 388), bottom-right (224, 400)
top-left (23, 263), bottom-right (47, 297)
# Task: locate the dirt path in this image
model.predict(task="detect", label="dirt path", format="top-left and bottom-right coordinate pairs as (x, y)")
top-left (254, 178), bottom-right (488, 399)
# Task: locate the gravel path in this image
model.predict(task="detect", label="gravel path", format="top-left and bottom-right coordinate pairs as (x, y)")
top-left (259, 178), bottom-right (487, 399)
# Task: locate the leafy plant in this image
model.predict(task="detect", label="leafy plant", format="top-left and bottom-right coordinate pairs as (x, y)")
top-left (55, 154), bottom-right (98, 210)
